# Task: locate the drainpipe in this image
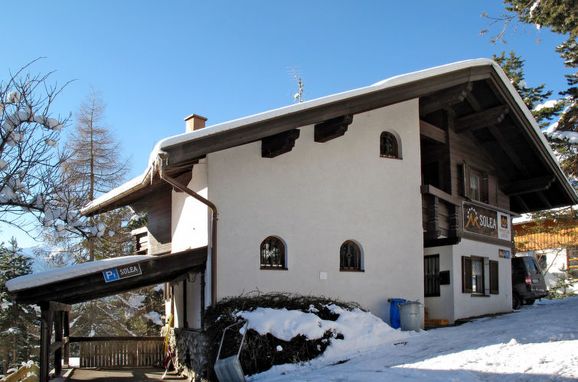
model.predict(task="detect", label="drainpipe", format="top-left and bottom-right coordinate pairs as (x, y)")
top-left (157, 153), bottom-right (219, 314)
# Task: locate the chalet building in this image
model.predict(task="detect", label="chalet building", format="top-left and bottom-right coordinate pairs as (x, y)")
top-left (77, 58), bottom-right (577, 331)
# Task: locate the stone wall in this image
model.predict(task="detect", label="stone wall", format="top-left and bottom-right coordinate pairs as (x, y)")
top-left (173, 328), bottom-right (208, 381)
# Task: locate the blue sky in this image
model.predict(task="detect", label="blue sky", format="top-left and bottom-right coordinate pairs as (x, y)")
top-left (1, 0), bottom-right (571, 247)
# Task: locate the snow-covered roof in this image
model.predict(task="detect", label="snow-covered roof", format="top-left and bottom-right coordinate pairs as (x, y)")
top-left (6, 255), bottom-right (153, 292)
top-left (82, 58), bottom-right (578, 215)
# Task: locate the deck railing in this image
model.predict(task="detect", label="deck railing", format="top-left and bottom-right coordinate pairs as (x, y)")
top-left (70, 337), bottom-right (165, 368)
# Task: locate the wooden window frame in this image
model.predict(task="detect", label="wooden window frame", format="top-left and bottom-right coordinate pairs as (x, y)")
top-left (424, 254), bottom-right (440, 297)
top-left (471, 256), bottom-right (485, 294)
top-left (339, 240), bottom-right (363, 272)
top-left (458, 162), bottom-right (489, 203)
top-left (260, 236), bottom-right (287, 270)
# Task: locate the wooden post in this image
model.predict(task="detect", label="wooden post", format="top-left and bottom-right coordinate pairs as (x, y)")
top-left (54, 311), bottom-right (63, 376)
top-left (39, 304), bottom-right (53, 382)
top-left (63, 311), bottom-right (70, 368)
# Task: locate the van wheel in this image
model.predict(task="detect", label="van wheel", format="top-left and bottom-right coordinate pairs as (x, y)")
top-left (513, 293), bottom-right (522, 310)
top-left (525, 299), bottom-right (535, 305)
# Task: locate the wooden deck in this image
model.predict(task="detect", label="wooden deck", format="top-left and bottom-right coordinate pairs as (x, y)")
top-left (66, 368), bottom-right (187, 381)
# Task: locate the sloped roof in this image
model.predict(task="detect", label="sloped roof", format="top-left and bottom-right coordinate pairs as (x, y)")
top-left (8, 247), bottom-right (207, 305)
top-left (82, 59), bottom-right (578, 216)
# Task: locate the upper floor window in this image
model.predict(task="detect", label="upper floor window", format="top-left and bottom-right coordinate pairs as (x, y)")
top-left (340, 240), bottom-right (363, 271)
top-left (459, 162), bottom-right (489, 203)
top-left (380, 132), bottom-right (401, 159)
top-left (260, 236), bottom-right (286, 269)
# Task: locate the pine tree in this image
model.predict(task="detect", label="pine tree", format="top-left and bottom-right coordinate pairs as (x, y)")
top-left (502, 0), bottom-right (578, 180)
top-left (493, 51), bottom-right (565, 128)
top-left (0, 238), bottom-right (38, 373)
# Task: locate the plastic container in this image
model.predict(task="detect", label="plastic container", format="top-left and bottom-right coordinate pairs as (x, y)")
top-left (388, 298), bottom-right (406, 329)
top-left (399, 301), bottom-right (422, 331)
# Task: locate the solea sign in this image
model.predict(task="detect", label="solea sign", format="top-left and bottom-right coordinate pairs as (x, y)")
top-left (463, 202), bottom-right (511, 241)
top-left (102, 263), bottom-right (143, 283)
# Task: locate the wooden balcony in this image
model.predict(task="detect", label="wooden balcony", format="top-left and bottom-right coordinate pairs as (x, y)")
top-left (421, 185), bottom-right (462, 247)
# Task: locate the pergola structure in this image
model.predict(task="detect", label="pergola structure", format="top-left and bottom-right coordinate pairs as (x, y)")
top-left (7, 247), bottom-right (207, 382)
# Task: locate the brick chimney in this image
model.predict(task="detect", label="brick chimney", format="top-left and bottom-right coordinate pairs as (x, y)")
top-left (185, 114), bottom-right (207, 132)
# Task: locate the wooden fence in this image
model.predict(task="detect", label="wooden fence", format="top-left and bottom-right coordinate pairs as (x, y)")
top-left (70, 337), bottom-right (165, 368)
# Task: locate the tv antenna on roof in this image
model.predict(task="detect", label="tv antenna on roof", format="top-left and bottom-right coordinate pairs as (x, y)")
top-left (288, 67), bottom-right (304, 103)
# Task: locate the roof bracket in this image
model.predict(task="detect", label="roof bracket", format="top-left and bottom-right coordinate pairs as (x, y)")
top-left (261, 129), bottom-right (301, 158)
top-left (314, 114), bottom-right (353, 143)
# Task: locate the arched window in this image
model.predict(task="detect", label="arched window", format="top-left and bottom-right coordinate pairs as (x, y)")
top-left (260, 236), bottom-right (286, 269)
top-left (380, 131), bottom-right (400, 159)
top-left (340, 240), bottom-right (363, 272)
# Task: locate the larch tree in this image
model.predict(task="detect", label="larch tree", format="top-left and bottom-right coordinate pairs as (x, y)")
top-left (46, 90), bottom-right (131, 264)
top-left (43, 91), bottom-right (163, 337)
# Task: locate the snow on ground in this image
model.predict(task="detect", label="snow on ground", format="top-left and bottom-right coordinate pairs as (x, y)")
top-left (248, 297), bottom-right (578, 382)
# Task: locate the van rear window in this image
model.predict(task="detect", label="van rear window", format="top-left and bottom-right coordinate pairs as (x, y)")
top-left (523, 257), bottom-right (539, 274)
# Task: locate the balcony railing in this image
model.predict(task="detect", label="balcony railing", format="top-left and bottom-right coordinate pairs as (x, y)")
top-left (421, 185), bottom-right (461, 246)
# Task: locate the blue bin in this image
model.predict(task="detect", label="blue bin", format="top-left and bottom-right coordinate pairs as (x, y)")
top-left (388, 298), bottom-right (406, 329)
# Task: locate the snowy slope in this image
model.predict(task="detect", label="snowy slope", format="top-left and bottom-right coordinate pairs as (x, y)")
top-left (249, 297), bottom-right (578, 382)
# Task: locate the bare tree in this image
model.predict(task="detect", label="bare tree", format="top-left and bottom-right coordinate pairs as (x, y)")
top-left (0, 60), bottom-right (69, 234)
top-left (44, 90), bottom-right (130, 263)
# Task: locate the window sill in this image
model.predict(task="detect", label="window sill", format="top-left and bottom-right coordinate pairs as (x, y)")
top-left (379, 155), bottom-right (402, 160)
top-left (260, 267), bottom-right (288, 271)
top-left (470, 293), bottom-right (490, 297)
top-left (339, 269), bottom-right (365, 272)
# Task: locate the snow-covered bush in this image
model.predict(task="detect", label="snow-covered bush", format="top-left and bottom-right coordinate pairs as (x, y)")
top-left (203, 292), bottom-right (364, 378)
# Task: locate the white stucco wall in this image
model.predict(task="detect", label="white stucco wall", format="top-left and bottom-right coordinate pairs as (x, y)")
top-left (424, 245), bottom-right (454, 321)
top-left (206, 99), bottom-right (423, 320)
top-left (171, 160), bottom-right (209, 329)
top-left (452, 238), bottom-right (512, 321)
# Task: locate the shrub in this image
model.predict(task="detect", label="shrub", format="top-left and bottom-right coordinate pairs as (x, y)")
top-left (203, 292), bottom-right (362, 378)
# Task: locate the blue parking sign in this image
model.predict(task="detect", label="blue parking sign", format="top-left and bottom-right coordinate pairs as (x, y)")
top-left (102, 268), bottom-right (120, 283)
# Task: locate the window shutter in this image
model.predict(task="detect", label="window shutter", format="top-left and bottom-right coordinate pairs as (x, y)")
top-left (458, 162), bottom-right (470, 198)
top-left (483, 257), bottom-right (490, 296)
top-left (490, 260), bottom-right (499, 294)
top-left (462, 256), bottom-right (472, 293)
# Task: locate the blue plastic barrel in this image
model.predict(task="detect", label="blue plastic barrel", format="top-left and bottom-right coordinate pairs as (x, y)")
top-left (388, 298), bottom-right (406, 329)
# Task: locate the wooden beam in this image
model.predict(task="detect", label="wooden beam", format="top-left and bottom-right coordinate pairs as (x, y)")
top-left (421, 184), bottom-right (461, 206)
top-left (39, 306), bottom-right (53, 382)
top-left (261, 129), bottom-right (300, 158)
top-left (514, 195), bottom-right (530, 212)
top-left (487, 124), bottom-right (527, 173)
top-left (420, 120), bottom-right (447, 144)
top-left (63, 311), bottom-right (70, 368)
top-left (54, 311), bottom-right (63, 377)
top-left (314, 115), bottom-right (353, 143)
top-left (420, 82), bottom-right (473, 116)
top-left (464, 93), bottom-right (529, 176)
top-left (503, 176), bottom-right (555, 196)
top-left (537, 191), bottom-right (553, 209)
top-left (455, 105), bottom-right (509, 133)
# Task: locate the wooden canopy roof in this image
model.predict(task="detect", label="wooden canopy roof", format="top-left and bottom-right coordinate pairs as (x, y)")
top-left (9, 247), bottom-right (207, 305)
top-left (82, 59), bottom-right (577, 216)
